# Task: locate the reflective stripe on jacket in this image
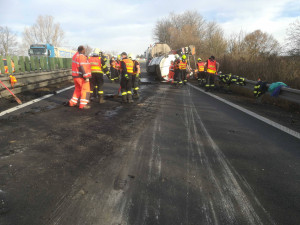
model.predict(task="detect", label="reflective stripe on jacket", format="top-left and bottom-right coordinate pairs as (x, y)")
top-left (72, 52), bottom-right (80, 77)
top-left (122, 58), bottom-right (134, 74)
top-left (197, 62), bottom-right (205, 72)
top-left (179, 60), bottom-right (187, 70)
top-left (88, 56), bottom-right (102, 73)
top-left (207, 59), bottom-right (217, 74)
top-left (72, 52), bottom-right (91, 78)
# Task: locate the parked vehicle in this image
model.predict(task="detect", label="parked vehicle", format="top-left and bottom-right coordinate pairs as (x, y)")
top-left (28, 44), bottom-right (75, 58)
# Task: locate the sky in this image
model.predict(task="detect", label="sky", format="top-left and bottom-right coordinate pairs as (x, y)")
top-left (0, 0), bottom-right (299, 56)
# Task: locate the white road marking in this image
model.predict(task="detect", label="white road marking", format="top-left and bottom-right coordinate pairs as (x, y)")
top-left (187, 83), bottom-right (300, 140)
top-left (184, 87), bottom-right (276, 224)
top-left (0, 85), bottom-right (74, 117)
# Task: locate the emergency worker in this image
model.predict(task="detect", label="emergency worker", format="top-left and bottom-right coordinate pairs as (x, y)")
top-left (204, 56), bottom-right (220, 91)
top-left (69, 45), bottom-right (91, 109)
top-left (110, 56), bottom-right (118, 83)
top-left (102, 55), bottom-right (110, 79)
top-left (129, 54), bottom-right (141, 99)
top-left (88, 49), bottom-right (106, 103)
top-left (173, 54), bottom-right (181, 85)
top-left (196, 58), bottom-right (206, 86)
top-left (120, 52), bottom-right (134, 103)
top-left (115, 55), bottom-right (122, 81)
top-left (179, 55), bottom-right (188, 84)
top-left (168, 60), bottom-right (175, 82)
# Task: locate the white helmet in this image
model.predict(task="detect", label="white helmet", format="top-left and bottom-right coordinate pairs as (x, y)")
top-left (94, 48), bottom-right (101, 54)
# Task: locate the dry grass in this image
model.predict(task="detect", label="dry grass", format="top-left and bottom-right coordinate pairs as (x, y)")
top-left (219, 55), bottom-right (300, 89)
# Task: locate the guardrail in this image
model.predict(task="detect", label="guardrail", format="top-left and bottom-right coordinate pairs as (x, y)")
top-left (0, 55), bottom-right (72, 98)
top-left (241, 78), bottom-right (300, 105)
top-left (213, 74), bottom-right (300, 105)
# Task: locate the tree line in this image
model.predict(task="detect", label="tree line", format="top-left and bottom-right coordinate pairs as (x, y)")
top-left (153, 11), bottom-right (300, 88)
top-left (0, 15), bottom-right (65, 56)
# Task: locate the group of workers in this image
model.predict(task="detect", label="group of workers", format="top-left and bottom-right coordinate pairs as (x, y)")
top-left (169, 55), bottom-right (220, 91)
top-left (68, 45), bottom-right (140, 109)
top-left (68, 45), bottom-right (219, 109)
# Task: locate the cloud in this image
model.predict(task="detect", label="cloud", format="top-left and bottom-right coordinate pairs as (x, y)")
top-left (0, 0), bottom-right (299, 54)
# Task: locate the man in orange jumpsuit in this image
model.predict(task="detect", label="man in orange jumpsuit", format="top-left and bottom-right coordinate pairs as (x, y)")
top-left (168, 60), bottom-right (175, 82)
top-left (69, 46), bottom-right (92, 109)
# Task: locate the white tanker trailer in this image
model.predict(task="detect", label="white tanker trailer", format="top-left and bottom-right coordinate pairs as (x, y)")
top-left (145, 43), bottom-right (195, 81)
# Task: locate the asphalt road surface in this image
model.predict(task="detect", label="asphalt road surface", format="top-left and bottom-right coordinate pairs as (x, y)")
top-left (0, 65), bottom-right (299, 225)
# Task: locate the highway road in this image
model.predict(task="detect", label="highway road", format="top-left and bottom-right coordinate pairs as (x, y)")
top-left (0, 64), bottom-right (299, 225)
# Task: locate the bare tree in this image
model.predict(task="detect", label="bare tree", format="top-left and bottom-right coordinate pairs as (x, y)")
top-left (227, 30), bottom-right (246, 56)
top-left (0, 26), bottom-right (18, 56)
top-left (23, 15), bottom-right (65, 48)
top-left (153, 10), bottom-right (205, 48)
top-left (153, 18), bottom-right (172, 44)
top-left (243, 30), bottom-right (280, 57)
top-left (286, 19), bottom-right (300, 56)
top-left (202, 21), bottom-right (227, 57)
top-left (153, 11), bottom-right (227, 59)
top-left (85, 45), bottom-right (93, 56)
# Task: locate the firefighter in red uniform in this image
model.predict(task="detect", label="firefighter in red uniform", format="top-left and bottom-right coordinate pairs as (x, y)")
top-left (168, 60), bottom-right (175, 82)
top-left (204, 56), bottom-right (220, 91)
top-left (179, 55), bottom-right (188, 85)
top-left (88, 49), bottom-right (106, 103)
top-left (69, 45), bottom-right (91, 109)
top-left (173, 55), bottom-right (181, 85)
top-left (115, 55), bottom-right (121, 82)
top-left (120, 52), bottom-right (134, 103)
top-left (196, 58), bottom-right (206, 87)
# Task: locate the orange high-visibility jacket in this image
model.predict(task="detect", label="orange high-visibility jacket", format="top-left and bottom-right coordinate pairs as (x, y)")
top-left (207, 59), bottom-right (217, 74)
top-left (179, 60), bottom-right (187, 70)
top-left (122, 58), bottom-right (134, 74)
top-left (197, 62), bottom-right (205, 72)
top-left (72, 52), bottom-right (80, 77)
top-left (88, 56), bottom-right (102, 73)
top-left (72, 52), bottom-right (91, 78)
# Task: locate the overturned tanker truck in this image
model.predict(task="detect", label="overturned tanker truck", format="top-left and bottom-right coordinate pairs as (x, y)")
top-left (145, 43), bottom-right (195, 81)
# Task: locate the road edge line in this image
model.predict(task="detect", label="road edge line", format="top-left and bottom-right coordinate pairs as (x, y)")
top-left (0, 85), bottom-right (74, 117)
top-left (187, 83), bottom-right (300, 140)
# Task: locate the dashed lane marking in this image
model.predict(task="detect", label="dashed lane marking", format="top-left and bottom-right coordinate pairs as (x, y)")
top-left (0, 85), bottom-right (74, 117)
top-left (187, 83), bottom-right (300, 140)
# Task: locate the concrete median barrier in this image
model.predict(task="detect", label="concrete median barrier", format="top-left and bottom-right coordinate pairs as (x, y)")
top-left (0, 69), bottom-right (72, 98)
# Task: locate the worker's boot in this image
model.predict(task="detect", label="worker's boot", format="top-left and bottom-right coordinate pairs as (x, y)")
top-left (133, 91), bottom-right (139, 99)
top-left (99, 94), bottom-right (106, 104)
top-left (127, 94), bottom-right (133, 103)
top-left (122, 95), bottom-right (127, 104)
